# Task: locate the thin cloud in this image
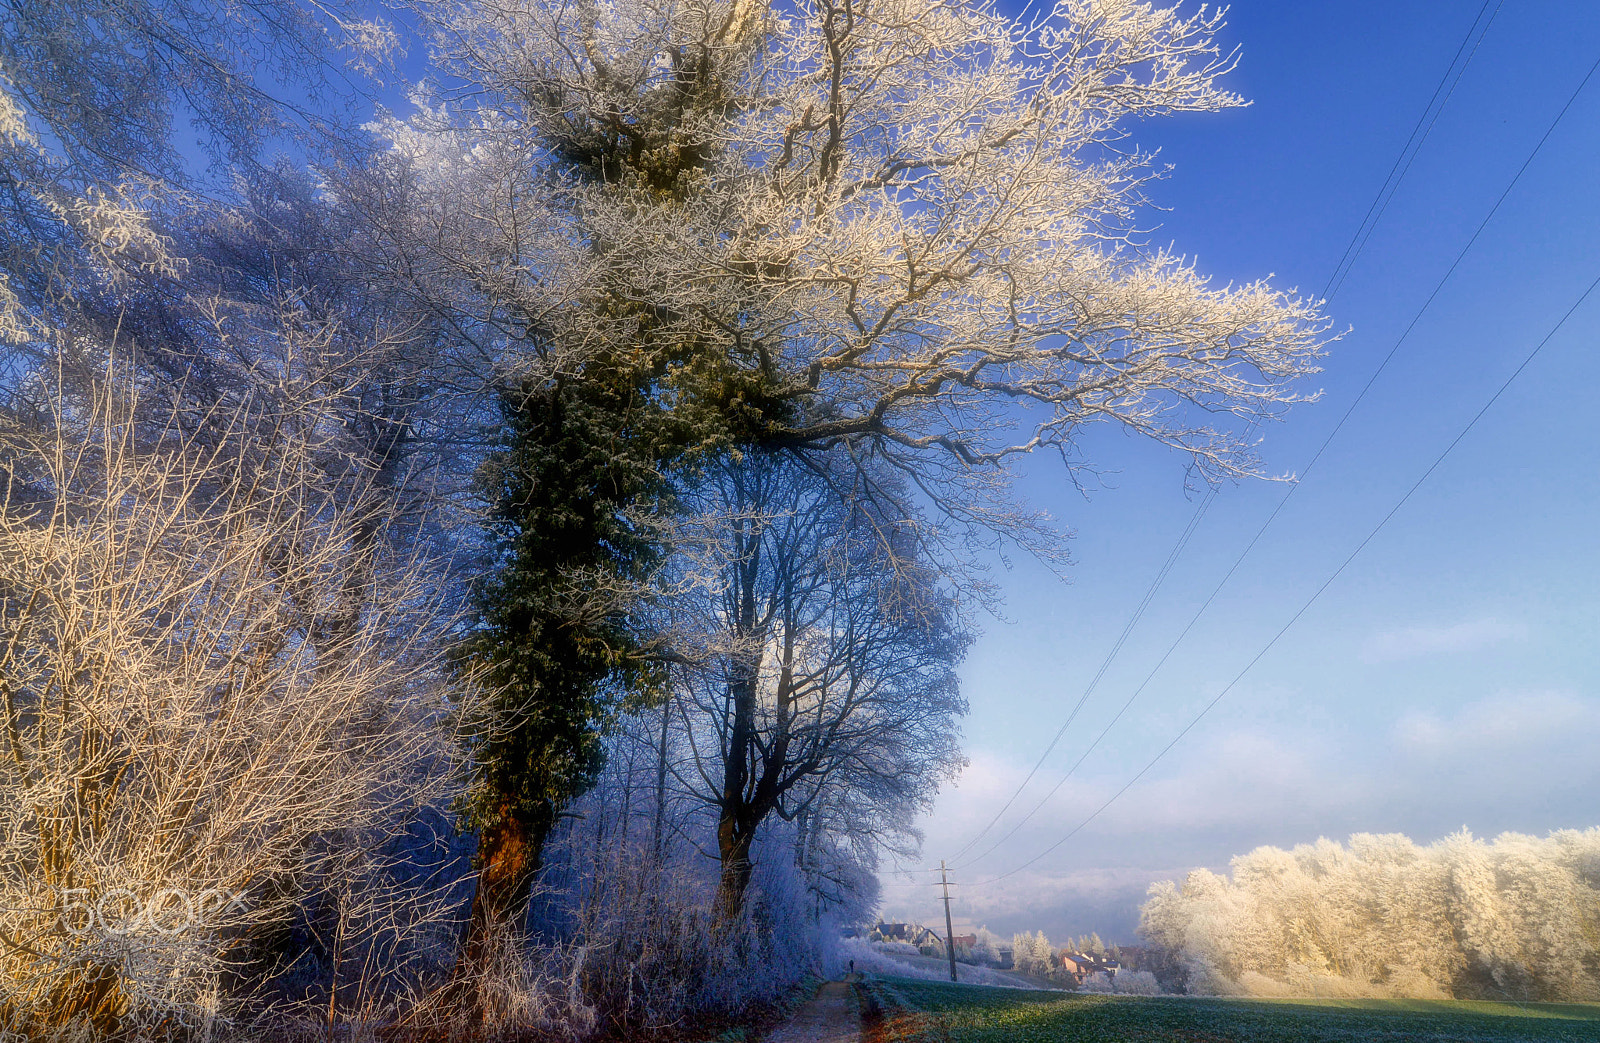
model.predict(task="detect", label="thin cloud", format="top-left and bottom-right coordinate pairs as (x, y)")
top-left (1361, 618), bottom-right (1528, 664)
top-left (903, 695), bottom-right (1599, 937)
top-left (1394, 689), bottom-right (1600, 756)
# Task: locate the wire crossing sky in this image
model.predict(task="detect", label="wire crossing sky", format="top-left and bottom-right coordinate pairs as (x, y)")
top-left (978, 261), bottom-right (1600, 886)
top-left (943, 0), bottom-right (1509, 876)
top-left (945, 16), bottom-right (1600, 883)
top-left (883, 0), bottom-right (1600, 942)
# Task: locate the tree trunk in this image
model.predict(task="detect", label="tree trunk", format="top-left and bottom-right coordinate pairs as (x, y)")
top-left (460, 801), bottom-right (550, 987)
top-left (716, 818), bottom-right (756, 920)
top-left (716, 639), bottom-right (760, 919)
top-left (793, 805), bottom-right (809, 870)
top-left (653, 691), bottom-right (670, 864)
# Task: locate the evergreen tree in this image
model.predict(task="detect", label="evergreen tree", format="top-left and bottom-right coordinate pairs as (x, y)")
top-left (461, 355), bottom-right (679, 956)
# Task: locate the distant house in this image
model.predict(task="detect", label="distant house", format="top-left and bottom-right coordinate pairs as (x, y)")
top-left (1057, 951), bottom-right (1119, 985)
top-left (951, 934), bottom-right (977, 949)
top-left (872, 922), bottom-right (911, 943)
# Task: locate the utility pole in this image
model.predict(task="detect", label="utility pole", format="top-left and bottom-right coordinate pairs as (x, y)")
top-left (940, 860), bottom-right (957, 983)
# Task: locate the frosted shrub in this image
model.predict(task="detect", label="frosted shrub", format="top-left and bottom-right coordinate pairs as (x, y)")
top-left (872, 941), bottom-right (923, 957)
top-left (964, 928), bottom-right (1005, 968)
top-left (438, 916), bottom-right (598, 1042)
top-left (1112, 970), bottom-right (1163, 996)
top-left (834, 937), bottom-right (919, 979)
top-left (527, 814), bottom-right (822, 1034)
top-left (0, 378), bottom-right (464, 1038)
top-left (1140, 828), bottom-right (1600, 1001)
top-left (400, 847), bottom-right (820, 1040)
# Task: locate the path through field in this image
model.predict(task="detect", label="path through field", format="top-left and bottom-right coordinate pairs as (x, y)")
top-left (765, 980), bottom-right (860, 1043)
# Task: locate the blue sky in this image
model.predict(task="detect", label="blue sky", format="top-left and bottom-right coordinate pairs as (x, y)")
top-left (878, 0), bottom-right (1600, 942)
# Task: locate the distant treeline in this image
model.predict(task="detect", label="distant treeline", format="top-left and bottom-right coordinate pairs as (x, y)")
top-left (1139, 828), bottom-right (1600, 1001)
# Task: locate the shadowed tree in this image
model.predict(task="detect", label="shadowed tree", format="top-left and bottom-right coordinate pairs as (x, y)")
top-left (669, 451), bottom-right (967, 915)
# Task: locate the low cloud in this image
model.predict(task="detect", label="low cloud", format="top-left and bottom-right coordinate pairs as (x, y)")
top-left (1394, 689), bottom-right (1600, 756)
top-left (879, 864), bottom-right (1183, 943)
top-left (1361, 618), bottom-right (1527, 664)
top-left (896, 688), bottom-right (1600, 944)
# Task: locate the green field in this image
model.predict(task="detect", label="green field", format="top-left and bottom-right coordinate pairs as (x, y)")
top-left (865, 976), bottom-right (1600, 1042)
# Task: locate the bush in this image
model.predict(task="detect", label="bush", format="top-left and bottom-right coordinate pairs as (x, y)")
top-left (871, 941), bottom-right (922, 957)
top-left (1139, 829), bottom-right (1600, 1001)
top-left (1079, 970), bottom-right (1162, 996)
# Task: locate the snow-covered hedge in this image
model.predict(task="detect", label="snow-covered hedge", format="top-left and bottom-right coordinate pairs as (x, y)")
top-left (1140, 828), bottom-right (1600, 1001)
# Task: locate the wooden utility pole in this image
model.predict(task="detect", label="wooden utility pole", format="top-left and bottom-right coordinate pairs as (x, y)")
top-left (940, 860), bottom-right (957, 983)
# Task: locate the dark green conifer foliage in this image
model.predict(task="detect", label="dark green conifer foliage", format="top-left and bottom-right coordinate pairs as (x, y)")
top-left (460, 356), bottom-right (674, 946)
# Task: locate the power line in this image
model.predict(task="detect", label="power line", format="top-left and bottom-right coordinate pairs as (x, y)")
top-left (1319, 0), bottom-right (1504, 304)
top-left (945, 482), bottom-right (1218, 862)
top-left (977, 263), bottom-right (1600, 885)
top-left (943, 1), bottom-right (1510, 870)
top-left (953, 41), bottom-right (1600, 875)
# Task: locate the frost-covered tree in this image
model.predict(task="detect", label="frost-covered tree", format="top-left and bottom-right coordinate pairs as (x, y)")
top-left (0, 0), bottom-right (471, 670)
top-left (0, 7), bottom-right (488, 1033)
top-left (456, 364), bottom-right (677, 971)
top-left (0, 0), bottom-right (391, 182)
top-left (1138, 828), bottom-right (1600, 1001)
top-left (1011, 930), bottom-right (1057, 977)
top-left (0, 0), bottom-right (402, 388)
top-left (668, 450), bottom-right (967, 914)
top-left (380, 0), bottom-right (1329, 939)
top-left (399, 0), bottom-right (1329, 503)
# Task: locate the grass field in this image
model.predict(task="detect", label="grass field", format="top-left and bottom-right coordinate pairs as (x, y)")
top-left (862, 975), bottom-right (1600, 1042)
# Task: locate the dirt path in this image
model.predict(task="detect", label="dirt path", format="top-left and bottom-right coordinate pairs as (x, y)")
top-left (764, 980), bottom-right (861, 1043)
